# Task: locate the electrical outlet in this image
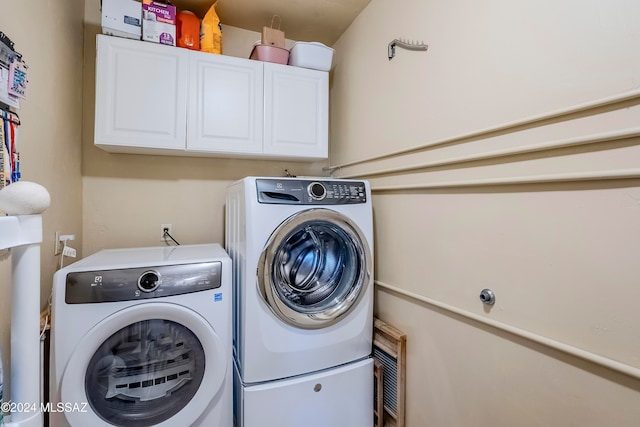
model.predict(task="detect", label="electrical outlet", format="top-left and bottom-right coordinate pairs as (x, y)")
top-left (54, 231), bottom-right (75, 255)
top-left (160, 224), bottom-right (172, 241)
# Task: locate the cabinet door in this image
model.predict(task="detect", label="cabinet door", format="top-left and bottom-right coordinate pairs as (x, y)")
top-left (94, 35), bottom-right (188, 153)
top-left (263, 63), bottom-right (328, 159)
top-left (187, 51), bottom-right (263, 154)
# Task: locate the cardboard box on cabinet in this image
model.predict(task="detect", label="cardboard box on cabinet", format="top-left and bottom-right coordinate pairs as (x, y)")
top-left (142, 0), bottom-right (177, 46)
top-left (101, 0), bottom-right (142, 40)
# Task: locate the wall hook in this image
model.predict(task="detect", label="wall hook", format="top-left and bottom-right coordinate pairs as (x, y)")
top-left (388, 38), bottom-right (428, 60)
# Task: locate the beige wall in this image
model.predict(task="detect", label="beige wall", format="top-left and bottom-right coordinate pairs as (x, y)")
top-left (331, 0), bottom-right (640, 425)
top-left (82, 2), bottom-right (327, 256)
top-left (0, 0), bottom-right (85, 398)
top-left (4, 0), bottom-right (639, 422)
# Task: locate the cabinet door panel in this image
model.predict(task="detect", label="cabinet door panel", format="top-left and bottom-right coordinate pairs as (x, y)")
top-left (263, 63), bottom-right (328, 159)
top-left (188, 52), bottom-right (263, 154)
top-left (95, 35), bottom-right (188, 152)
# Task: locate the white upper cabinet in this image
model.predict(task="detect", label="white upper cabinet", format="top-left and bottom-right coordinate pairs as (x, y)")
top-left (95, 35), bottom-right (188, 154)
top-left (94, 35), bottom-right (328, 160)
top-left (187, 50), bottom-right (263, 154)
top-left (263, 63), bottom-right (328, 158)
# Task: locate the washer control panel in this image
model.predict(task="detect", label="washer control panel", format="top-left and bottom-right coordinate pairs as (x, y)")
top-left (257, 178), bottom-right (367, 205)
top-left (65, 261), bottom-right (222, 304)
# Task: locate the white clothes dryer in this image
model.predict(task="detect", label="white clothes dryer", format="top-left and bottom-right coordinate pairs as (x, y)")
top-left (49, 244), bottom-right (232, 427)
top-left (225, 177), bottom-right (374, 383)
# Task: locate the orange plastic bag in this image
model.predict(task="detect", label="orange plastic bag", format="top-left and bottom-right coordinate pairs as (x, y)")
top-left (201, 3), bottom-right (222, 54)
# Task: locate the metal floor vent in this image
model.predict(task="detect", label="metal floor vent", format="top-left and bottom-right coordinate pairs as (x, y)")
top-left (373, 317), bottom-right (407, 427)
top-left (373, 359), bottom-right (383, 427)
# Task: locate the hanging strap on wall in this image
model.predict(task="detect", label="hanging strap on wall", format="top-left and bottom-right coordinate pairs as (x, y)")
top-left (0, 107), bottom-right (20, 125)
top-left (0, 107), bottom-right (20, 187)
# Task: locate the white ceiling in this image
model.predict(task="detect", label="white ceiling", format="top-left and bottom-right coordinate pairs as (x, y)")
top-left (170, 0), bottom-right (371, 46)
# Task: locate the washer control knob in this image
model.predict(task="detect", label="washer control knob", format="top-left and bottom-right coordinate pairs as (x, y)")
top-left (308, 182), bottom-right (327, 200)
top-left (138, 270), bottom-right (161, 292)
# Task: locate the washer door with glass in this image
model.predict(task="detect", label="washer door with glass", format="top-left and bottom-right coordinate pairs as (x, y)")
top-left (60, 303), bottom-right (226, 427)
top-left (257, 208), bottom-right (372, 329)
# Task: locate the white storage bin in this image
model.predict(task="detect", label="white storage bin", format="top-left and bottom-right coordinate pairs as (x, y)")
top-left (288, 42), bottom-right (334, 72)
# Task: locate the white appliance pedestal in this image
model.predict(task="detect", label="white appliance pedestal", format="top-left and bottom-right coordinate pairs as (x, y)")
top-left (235, 358), bottom-right (373, 427)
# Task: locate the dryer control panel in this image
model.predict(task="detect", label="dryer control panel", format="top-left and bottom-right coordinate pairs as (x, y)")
top-left (256, 179), bottom-right (367, 205)
top-left (65, 261), bottom-right (222, 304)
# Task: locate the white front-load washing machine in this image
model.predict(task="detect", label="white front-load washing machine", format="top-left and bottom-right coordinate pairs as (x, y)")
top-left (226, 177), bottom-right (374, 427)
top-left (49, 244), bottom-right (232, 427)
